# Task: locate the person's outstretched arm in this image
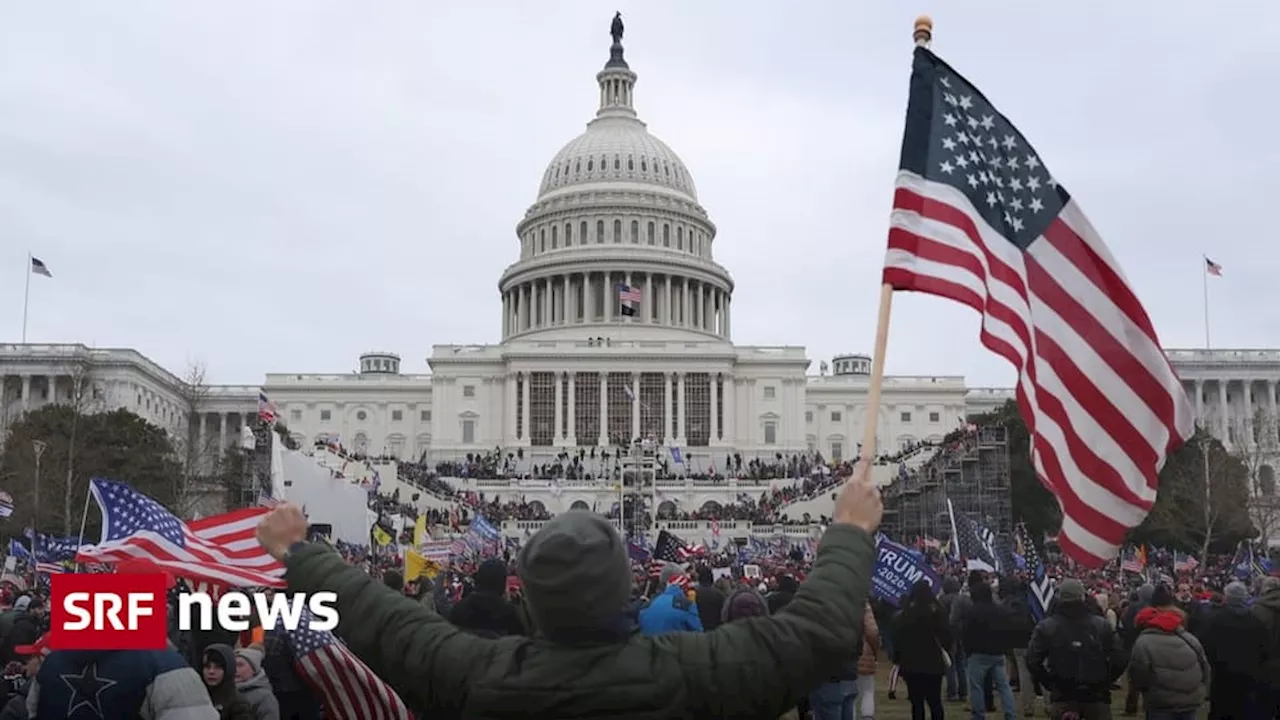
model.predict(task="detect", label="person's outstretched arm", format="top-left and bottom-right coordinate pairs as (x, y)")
top-left (659, 462), bottom-right (881, 717)
top-left (258, 512), bottom-right (494, 712)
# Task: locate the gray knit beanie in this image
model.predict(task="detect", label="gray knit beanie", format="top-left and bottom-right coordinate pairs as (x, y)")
top-left (516, 511), bottom-right (631, 633)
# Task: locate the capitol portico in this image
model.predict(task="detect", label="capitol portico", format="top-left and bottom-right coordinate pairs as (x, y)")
top-left (2, 27), bottom-right (1280, 494)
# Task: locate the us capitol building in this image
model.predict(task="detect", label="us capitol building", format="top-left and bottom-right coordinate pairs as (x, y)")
top-left (1, 26), bottom-right (1277, 492)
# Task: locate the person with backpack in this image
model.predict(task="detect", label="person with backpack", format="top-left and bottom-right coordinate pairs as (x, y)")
top-left (1026, 578), bottom-right (1127, 720)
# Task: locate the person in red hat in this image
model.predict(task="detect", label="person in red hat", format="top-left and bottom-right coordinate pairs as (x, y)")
top-left (1, 634), bottom-right (46, 718)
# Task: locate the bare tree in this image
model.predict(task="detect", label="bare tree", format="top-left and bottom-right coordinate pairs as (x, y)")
top-left (1232, 408), bottom-right (1280, 548)
top-left (170, 361), bottom-right (223, 517)
top-left (59, 357), bottom-right (101, 536)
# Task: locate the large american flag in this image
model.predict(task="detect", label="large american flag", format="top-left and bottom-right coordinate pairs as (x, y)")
top-left (286, 610), bottom-right (412, 720)
top-left (883, 47), bottom-right (1194, 567)
top-left (76, 478), bottom-right (284, 587)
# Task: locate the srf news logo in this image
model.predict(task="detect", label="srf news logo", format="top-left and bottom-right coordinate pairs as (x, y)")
top-left (49, 574), bottom-right (338, 651)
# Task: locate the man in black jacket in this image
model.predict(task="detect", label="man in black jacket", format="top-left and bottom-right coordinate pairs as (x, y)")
top-left (962, 582), bottom-right (1017, 718)
top-left (1001, 578), bottom-right (1037, 717)
top-left (449, 559), bottom-right (525, 637)
top-left (693, 566), bottom-right (725, 631)
top-left (1026, 578), bottom-right (1126, 720)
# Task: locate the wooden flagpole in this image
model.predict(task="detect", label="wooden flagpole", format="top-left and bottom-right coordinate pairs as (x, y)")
top-left (860, 15), bottom-right (934, 463)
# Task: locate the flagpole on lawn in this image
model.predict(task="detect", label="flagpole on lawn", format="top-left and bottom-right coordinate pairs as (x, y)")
top-left (73, 483), bottom-right (94, 571)
top-left (22, 252), bottom-right (31, 343)
top-left (1198, 254), bottom-right (1208, 348)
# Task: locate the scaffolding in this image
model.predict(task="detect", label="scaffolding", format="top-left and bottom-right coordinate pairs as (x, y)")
top-left (880, 424), bottom-right (1012, 543)
top-left (618, 437), bottom-right (658, 541)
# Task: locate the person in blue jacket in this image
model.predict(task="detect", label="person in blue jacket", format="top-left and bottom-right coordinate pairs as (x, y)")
top-left (639, 563), bottom-right (703, 636)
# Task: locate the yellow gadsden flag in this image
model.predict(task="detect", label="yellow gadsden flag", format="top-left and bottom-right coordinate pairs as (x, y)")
top-left (371, 524), bottom-right (394, 547)
top-left (405, 548), bottom-right (442, 580)
top-left (413, 515), bottom-right (428, 547)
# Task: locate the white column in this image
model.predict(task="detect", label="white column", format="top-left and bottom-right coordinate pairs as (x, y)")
top-left (724, 376), bottom-right (737, 445)
top-left (542, 279), bottom-right (551, 327)
top-left (701, 286), bottom-right (710, 331)
top-left (21, 375), bottom-right (31, 410)
top-left (603, 271), bottom-right (613, 323)
top-left (521, 373), bottom-right (532, 443)
top-left (664, 276), bottom-right (673, 325)
top-left (663, 372), bottom-right (673, 444)
top-left (1219, 379), bottom-right (1230, 442)
top-left (218, 413), bottom-right (227, 450)
top-left (676, 372), bottom-right (686, 443)
top-left (631, 372), bottom-right (640, 441)
top-left (682, 278), bottom-right (691, 326)
top-left (644, 274), bottom-right (653, 323)
top-left (710, 373), bottom-right (719, 443)
top-left (1269, 380), bottom-right (1277, 437)
top-left (568, 373), bottom-right (577, 445)
top-left (198, 414), bottom-right (207, 453)
top-left (1193, 379), bottom-right (1204, 427)
top-left (1245, 379), bottom-right (1256, 445)
top-left (564, 275), bottom-right (572, 325)
top-left (554, 372), bottom-right (564, 443)
top-left (506, 373), bottom-right (518, 441)
top-left (597, 373), bottom-right (608, 446)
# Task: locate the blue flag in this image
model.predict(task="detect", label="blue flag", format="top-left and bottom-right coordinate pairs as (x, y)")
top-left (872, 535), bottom-right (942, 605)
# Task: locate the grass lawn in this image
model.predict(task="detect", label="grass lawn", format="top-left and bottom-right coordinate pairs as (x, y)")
top-left (862, 662), bottom-right (1209, 719)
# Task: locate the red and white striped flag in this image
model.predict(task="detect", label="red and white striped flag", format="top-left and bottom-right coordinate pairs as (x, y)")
top-left (76, 479), bottom-right (284, 587)
top-left (882, 48), bottom-right (1194, 567)
top-left (288, 610), bottom-right (412, 719)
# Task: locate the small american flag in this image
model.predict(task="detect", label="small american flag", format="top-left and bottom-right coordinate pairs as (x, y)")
top-left (30, 257), bottom-right (52, 277)
top-left (618, 283), bottom-right (642, 303)
top-left (1205, 257), bottom-right (1223, 277)
top-left (653, 529), bottom-right (692, 563)
top-left (35, 561), bottom-right (65, 575)
top-left (286, 610), bottom-right (412, 719)
top-left (76, 478), bottom-right (284, 587)
top-left (258, 392), bottom-right (278, 424)
top-left (883, 46), bottom-right (1193, 567)
top-left (947, 499), bottom-right (998, 573)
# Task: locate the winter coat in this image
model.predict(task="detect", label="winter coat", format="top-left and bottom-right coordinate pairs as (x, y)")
top-left (1128, 607), bottom-right (1210, 713)
top-left (234, 648), bottom-right (281, 720)
top-left (281, 524), bottom-right (878, 718)
top-left (893, 599), bottom-right (953, 676)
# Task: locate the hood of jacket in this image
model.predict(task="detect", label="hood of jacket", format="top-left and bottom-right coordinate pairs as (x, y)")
top-left (474, 558), bottom-right (508, 596)
top-left (1136, 606), bottom-right (1185, 633)
top-left (721, 586), bottom-right (769, 622)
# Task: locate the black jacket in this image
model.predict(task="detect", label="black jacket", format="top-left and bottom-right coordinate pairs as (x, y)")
top-left (1025, 600), bottom-right (1126, 704)
top-left (892, 601), bottom-right (952, 676)
top-left (962, 597), bottom-right (1012, 656)
top-left (695, 583), bottom-right (725, 632)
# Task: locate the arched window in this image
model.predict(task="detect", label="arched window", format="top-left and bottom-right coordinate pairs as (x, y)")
top-left (647, 222), bottom-right (655, 244)
top-left (628, 156), bottom-right (634, 171)
top-left (539, 228), bottom-right (546, 253)
top-left (663, 224), bottom-right (671, 246)
top-left (574, 160), bottom-right (580, 173)
top-left (677, 226), bottom-right (684, 250)
top-left (640, 158), bottom-right (647, 172)
top-left (580, 221), bottom-right (588, 245)
top-left (551, 225), bottom-right (558, 249)
top-left (564, 223), bottom-right (572, 246)
top-left (613, 219), bottom-right (622, 243)
top-left (596, 220), bottom-right (604, 244)
top-left (614, 155), bottom-right (620, 170)
top-left (587, 158), bottom-right (593, 172)
top-left (631, 220), bottom-right (639, 243)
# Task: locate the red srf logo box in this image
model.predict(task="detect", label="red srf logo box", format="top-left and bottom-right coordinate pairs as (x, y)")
top-left (48, 573), bottom-right (169, 650)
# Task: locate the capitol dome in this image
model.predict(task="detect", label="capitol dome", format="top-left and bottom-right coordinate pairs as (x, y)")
top-left (498, 19), bottom-right (734, 345)
top-left (537, 118), bottom-right (698, 201)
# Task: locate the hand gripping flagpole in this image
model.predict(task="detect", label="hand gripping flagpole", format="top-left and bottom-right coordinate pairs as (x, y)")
top-left (860, 16), bottom-right (934, 464)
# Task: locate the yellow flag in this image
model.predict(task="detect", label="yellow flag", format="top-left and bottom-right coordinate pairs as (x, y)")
top-left (405, 548), bottom-right (441, 580)
top-left (413, 515), bottom-right (427, 547)
top-left (372, 525), bottom-right (393, 547)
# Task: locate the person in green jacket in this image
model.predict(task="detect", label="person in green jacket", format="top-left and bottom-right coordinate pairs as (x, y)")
top-left (256, 462), bottom-right (882, 718)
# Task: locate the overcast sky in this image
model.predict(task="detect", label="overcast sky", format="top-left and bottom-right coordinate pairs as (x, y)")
top-left (1, 2), bottom-right (1275, 387)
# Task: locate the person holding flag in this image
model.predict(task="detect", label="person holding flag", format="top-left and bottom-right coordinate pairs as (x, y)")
top-left (1025, 578), bottom-right (1127, 720)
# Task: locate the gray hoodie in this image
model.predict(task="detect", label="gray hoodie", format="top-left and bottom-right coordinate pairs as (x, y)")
top-left (234, 647), bottom-right (281, 720)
